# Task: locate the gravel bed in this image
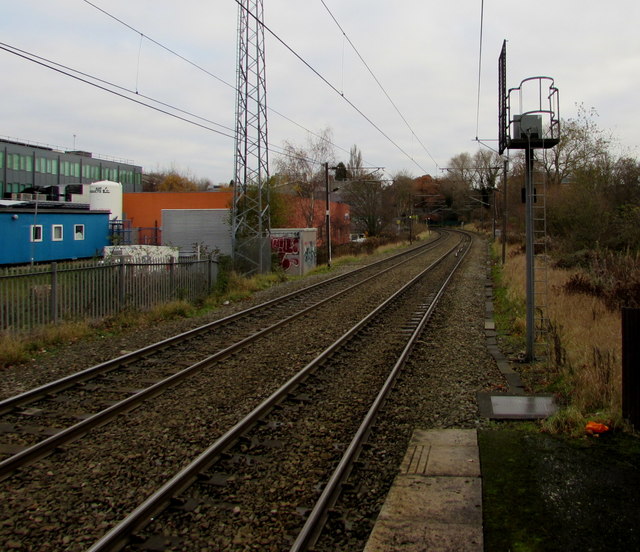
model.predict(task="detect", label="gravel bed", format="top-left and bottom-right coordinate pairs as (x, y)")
top-left (0, 236), bottom-right (458, 551)
top-left (0, 266), bottom-right (348, 401)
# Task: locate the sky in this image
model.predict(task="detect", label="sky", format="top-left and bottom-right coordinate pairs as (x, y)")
top-left (2, 0), bottom-right (639, 185)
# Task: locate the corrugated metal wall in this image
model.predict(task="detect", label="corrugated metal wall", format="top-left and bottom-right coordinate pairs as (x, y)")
top-left (162, 209), bottom-right (232, 257)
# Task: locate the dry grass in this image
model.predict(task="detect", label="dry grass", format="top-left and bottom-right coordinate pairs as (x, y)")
top-left (0, 321), bottom-right (94, 368)
top-left (497, 244), bottom-right (623, 431)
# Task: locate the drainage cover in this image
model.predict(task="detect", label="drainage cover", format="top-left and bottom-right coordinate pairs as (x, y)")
top-left (477, 393), bottom-right (557, 420)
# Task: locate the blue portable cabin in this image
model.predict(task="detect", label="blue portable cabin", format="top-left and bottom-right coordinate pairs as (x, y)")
top-left (0, 200), bottom-right (110, 265)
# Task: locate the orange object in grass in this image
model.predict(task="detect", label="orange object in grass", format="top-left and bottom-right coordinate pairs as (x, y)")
top-left (585, 421), bottom-right (609, 435)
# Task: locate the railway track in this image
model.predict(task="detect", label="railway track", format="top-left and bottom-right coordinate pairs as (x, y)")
top-left (84, 232), bottom-right (472, 551)
top-left (0, 232), bottom-right (448, 481)
top-left (0, 230), bottom-right (497, 552)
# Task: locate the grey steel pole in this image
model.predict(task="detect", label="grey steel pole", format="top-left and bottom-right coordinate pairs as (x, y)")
top-left (502, 159), bottom-right (507, 265)
top-left (324, 163), bottom-right (331, 268)
top-left (525, 144), bottom-right (535, 361)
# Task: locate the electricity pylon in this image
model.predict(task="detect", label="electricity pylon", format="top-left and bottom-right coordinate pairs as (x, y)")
top-left (233, 0), bottom-right (270, 274)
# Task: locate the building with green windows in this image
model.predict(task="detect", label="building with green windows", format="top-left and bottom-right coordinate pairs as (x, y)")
top-left (0, 138), bottom-right (143, 198)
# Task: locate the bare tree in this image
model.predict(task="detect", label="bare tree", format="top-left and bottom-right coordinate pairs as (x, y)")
top-left (390, 171), bottom-right (415, 222)
top-left (338, 146), bottom-right (390, 236)
top-left (439, 153), bottom-right (475, 222)
top-left (541, 104), bottom-right (613, 187)
top-left (275, 128), bottom-right (335, 228)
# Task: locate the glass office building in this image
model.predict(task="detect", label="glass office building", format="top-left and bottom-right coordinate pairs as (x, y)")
top-left (0, 138), bottom-right (143, 198)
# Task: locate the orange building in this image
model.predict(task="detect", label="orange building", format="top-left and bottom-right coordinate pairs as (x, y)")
top-left (123, 191), bottom-right (233, 228)
top-left (122, 191), bottom-right (351, 246)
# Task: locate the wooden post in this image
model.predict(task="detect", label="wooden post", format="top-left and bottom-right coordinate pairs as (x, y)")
top-left (622, 308), bottom-right (640, 429)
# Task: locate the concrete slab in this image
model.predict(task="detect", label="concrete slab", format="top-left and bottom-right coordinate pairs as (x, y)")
top-left (400, 442), bottom-right (479, 478)
top-left (365, 519), bottom-right (483, 552)
top-left (491, 394), bottom-right (557, 418)
top-left (409, 428), bottom-right (477, 448)
top-left (423, 445), bottom-right (480, 477)
top-left (364, 429), bottom-right (483, 552)
top-left (375, 476), bottom-right (482, 525)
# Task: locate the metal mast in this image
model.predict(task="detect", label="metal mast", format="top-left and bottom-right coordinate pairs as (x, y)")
top-left (498, 41), bottom-right (560, 362)
top-left (233, 0), bottom-right (270, 274)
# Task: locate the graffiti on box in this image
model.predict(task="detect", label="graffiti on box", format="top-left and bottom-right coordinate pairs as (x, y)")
top-left (271, 236), bottom-right (300, 272)
top-left (303, 241), bottom-right (316, 267)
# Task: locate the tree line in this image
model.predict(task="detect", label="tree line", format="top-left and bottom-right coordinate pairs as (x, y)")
top-left (144, 107), bottom-right (640, 259)
top-left (272, 108), bottom-right (640, 258)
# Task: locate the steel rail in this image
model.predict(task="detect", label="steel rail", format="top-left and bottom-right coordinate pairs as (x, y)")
top-left (0, 234), bottom-right (452, 481)
top-left (86, 236), bottom-right (465, 552)
top-left (0, 233), bottom-right (444, 417)
top-left (290, 233), bottom-right (472, 551)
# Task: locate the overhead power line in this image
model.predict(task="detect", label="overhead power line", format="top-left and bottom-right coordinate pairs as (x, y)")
top-left (318, 0), bottom-right (440, 171)
top-left (0, 41), bottom-right (321, 165)
top-left (234, 0), bottom-right (430, 175)
top-left (81, 0), bottom-right (354, 161)
top-left (0, 42), bottom-right (236, 140)
top-left (82, 0), bottom-right (232, 90)
top-left (475, 0), bottom-right (485, 141)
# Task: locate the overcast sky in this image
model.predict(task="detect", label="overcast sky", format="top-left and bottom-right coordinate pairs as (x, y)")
top-left (2, 1), bottom-right (639, 184)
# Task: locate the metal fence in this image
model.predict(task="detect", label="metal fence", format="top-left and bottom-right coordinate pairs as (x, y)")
top-left (0, 258), bottom-right (218, 334)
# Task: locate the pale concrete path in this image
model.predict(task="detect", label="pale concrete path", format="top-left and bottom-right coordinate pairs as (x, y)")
top-left (363, 429), bottom-right (482, 552)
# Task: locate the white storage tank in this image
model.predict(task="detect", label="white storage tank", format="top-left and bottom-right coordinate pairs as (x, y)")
top-left (89, 180), bottom-right (123, 220)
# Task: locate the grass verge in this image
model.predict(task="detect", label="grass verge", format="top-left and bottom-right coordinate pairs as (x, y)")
top-left (492, 242), bottom-right (625, 433)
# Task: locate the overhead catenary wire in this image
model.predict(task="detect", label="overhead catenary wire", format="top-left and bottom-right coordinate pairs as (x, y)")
top-left (319, 0), bottom-right (440, 172)
top-left (83, 0), bottom-right (425, 174)
top-left (10, 1), bottom-right (423, 176)
top-left (0, 42), bottom-right (235, 140)
top-left (475, 0), bottom-right (485, 142)
top-left (80, 0), bottom-right (361, 163)
top-left (82, 0), bottom-right (232, 90)
top-left (0, 42), bottom-right (236, 138)
top-left (0, 41), bottom-right (318, 166)
top-left (234, 0), bottom-right (430, 175)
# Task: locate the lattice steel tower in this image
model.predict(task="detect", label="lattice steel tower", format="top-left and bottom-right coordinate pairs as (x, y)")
top-left (233, 0), bottom-right (270, 274)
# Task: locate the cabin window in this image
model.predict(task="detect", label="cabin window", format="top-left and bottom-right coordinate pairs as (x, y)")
top-left (74, 224), bottom-right (85, 240)
top-left (52, 224), bottom-right (63, 241)
top-left (30, 225), bottom-right (43, 242)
